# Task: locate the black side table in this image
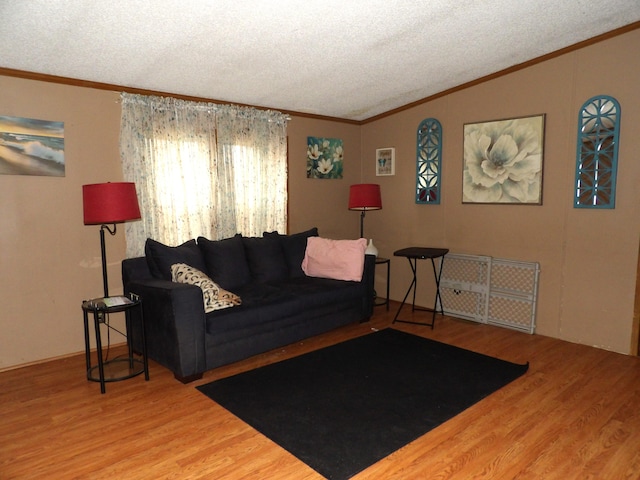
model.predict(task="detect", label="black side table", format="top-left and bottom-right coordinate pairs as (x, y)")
top-left (374, 257), bottom-right (390, 310)
top-left (393, 247), bottom-right (449, 329)
top-left (82, 295), bottom-right (149, 394)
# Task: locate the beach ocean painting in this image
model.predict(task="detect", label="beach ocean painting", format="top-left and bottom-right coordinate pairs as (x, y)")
top-left (0, 115), bottom-right (65, 177)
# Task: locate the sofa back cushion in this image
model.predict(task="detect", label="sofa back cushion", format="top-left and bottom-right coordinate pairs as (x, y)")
top-left (242, 235), bottom-right (289, 283)
top-left (265, 227), bottom-right (319, 278)
top-left (302, 237), bottom-right (367, 282)
top-left (145, 238), bottom-right (207, 281)
top-left (198, 235), bottom-right (251, 290)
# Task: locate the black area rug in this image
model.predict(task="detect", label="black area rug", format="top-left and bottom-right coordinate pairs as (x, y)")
top-left (197, 328), bottom-right (528, 480)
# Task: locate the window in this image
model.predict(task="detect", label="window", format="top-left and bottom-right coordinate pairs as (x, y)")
top-left (574, 95), bottom-right (620, 209)
top-left (416, 118), bottom-right (442, 204)
top-left (149, 138), bottom-right (214, 242)
top-left (120, 93), bottom-right (288, 257)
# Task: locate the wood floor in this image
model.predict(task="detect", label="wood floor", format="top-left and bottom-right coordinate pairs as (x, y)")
top-left (2, 303), bottom-right (640, 479)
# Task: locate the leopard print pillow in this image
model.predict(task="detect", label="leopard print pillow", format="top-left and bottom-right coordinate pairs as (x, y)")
top-left (171, 263), bottom-right (241, 313)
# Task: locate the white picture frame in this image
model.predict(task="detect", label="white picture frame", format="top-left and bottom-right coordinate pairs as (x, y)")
top-left (375, 147), bottom-right (395, 176)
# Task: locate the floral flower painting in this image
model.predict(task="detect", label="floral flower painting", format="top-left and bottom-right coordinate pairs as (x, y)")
top-left (463, 115), bottom-right (545, 204)
top-left (307, 136), bottom-right (343, 179)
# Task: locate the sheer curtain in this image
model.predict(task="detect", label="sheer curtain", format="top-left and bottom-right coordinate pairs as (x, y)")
top-left (119, 93), bottom-right (288, 258)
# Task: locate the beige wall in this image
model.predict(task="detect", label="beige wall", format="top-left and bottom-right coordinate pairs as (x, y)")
top-left (0, 78), bottom-right (361, 370)
top-left (286, 117), bottom-right (362, 239)
top-left (359, 29), bottom-right (640, 353)
top-left (0, 79), bottom-right (126, 369)
top-left (1, 28), bottom-right (638, 369)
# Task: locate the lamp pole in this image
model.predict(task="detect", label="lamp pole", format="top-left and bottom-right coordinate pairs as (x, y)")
top-left (99, 224), bottom-right (117, 298)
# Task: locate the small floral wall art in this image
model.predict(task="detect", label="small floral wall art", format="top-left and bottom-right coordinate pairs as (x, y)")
top-left (463, 114), bottom-right (545, 204)
top-left (307, 136), bottom-right (343, 179)
top-left (0, 115), bottom-right (65, 177)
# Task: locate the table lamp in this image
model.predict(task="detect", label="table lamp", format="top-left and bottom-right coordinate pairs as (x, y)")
top-left (348, 183), bottom-right (382, 239)
top-left (83, 182), bottom-right (141, 298)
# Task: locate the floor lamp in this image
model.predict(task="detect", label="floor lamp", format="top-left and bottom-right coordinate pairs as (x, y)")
top-left (83, 182), bottom-right (141, 298)
top-left (348, 183), bottom-right (382, 238)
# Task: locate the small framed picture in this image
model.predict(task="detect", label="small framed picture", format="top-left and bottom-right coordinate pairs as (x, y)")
top-left (376, 147), bottom-right (395, 176)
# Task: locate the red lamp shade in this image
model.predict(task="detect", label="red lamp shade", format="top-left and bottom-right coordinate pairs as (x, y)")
top-left (83, 182), bottom-right (141, 225)
top-left (348, 184), bottom-right (382, 211)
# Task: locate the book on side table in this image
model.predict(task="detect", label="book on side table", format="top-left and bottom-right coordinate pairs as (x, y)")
top-left (102, 296), bottom-right (135, 308)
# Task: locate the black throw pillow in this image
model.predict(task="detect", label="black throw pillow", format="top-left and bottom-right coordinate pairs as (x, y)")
top-left (144, 238), bottom-right (207, 281)
top-left (242, 235), bottom-right (289, 283)
top-left (198, 235), bottom-right (252, 290)
top-left (265, 227), bottom-right (319, 278)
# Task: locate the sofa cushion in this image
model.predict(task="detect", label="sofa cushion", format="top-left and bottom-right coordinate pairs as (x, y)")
top-left (210, 277), bottom-right (360, 319)
top-left (265, 227), bottom-right (319, 278)
top-left (145, 238), bottom-right (207, 281)
top-left (277, 276), bottom-right (363, 306)
top-left (242, 235), bottom-right (289, 283)
top-left (205, 277), bottom-right (362, 341)
top-left (171, 263), bottom-right (241, 313)
top-left (302, 237), bottom-right (367, 282)
top-left (198, 235), bottom-right (251, 290)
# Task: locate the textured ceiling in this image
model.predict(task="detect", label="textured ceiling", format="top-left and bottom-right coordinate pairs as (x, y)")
top-left (1, 1), bottom-right (639, 121)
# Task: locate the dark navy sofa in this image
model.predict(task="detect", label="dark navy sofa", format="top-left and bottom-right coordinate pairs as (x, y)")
top-left (122, 228), bottom-right (375, 382)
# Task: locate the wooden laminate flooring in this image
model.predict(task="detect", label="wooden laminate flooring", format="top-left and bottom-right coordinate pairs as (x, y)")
top-left (2, 303), bottom-right (640, 479)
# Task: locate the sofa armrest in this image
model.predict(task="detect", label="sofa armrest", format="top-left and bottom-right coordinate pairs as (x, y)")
top-left (361, 254), bottom-right (376, 320)
top-left (124, 278), bottom-right (207, 381)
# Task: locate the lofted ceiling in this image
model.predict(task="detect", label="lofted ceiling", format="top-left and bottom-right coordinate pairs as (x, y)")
top-left (0, 1), bottom-right (639, 122)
